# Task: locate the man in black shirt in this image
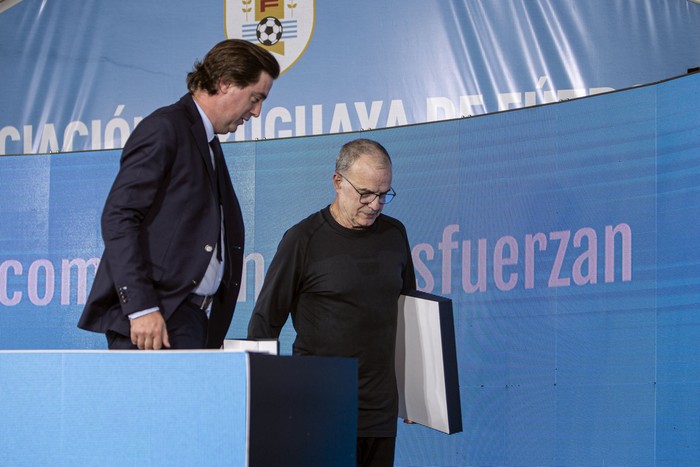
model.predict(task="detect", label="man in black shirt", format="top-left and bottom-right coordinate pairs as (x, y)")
top-left (248, 138), bottom-right (416, 466)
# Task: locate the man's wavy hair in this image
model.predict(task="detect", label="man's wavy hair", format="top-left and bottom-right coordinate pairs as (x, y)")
top-left (187, 39), bottom-right (280, 94)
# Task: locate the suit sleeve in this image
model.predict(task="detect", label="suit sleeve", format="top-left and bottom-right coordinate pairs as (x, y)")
top-left (100, 116), bottom-right (177, 316)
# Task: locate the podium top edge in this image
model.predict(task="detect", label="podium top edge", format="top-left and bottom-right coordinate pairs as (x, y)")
top-left (0, 349), bottom-right (234, 354)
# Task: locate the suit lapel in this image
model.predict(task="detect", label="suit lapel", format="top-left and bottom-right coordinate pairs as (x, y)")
top-left (180, 94), bottom-right (217, 193)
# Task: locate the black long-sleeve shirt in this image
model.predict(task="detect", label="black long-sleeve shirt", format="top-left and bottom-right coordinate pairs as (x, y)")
top-left (248, 206), bottom-right (416, 437)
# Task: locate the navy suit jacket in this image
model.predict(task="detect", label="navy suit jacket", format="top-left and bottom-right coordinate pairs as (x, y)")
top-left (78, 94), bottom-right (244, 348)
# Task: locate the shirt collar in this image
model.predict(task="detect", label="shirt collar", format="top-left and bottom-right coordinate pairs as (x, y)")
top-left (193, 98), bottom-right (216, 143)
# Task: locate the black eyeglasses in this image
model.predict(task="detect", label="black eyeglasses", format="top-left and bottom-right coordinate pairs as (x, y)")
top-left (337, 172), bottom-right (396, 205)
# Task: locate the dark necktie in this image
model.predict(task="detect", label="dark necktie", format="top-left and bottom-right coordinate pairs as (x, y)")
top-left (209, 137), bottom-right (226, 262)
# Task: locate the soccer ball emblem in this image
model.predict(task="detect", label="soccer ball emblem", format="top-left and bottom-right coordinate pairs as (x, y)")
top-left (256, 17), bottom-right (283, 46)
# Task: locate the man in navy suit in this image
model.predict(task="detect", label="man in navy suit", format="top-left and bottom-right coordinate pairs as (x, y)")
top-left (78, 39), bottom-right (280, 350)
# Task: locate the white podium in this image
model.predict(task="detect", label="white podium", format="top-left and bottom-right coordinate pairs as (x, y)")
top-left (0, 350), bottom-right (357, 466)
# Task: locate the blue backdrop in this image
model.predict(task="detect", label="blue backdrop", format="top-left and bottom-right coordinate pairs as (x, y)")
top-left (1, 73), bottom-right (699, 465)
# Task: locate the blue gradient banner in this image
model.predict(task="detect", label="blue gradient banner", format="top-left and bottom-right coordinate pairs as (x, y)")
top-left (1, 73), bottom-right (699, 465)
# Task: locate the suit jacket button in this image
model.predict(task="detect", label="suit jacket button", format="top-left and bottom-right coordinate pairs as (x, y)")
top-left (205, 245), bottom-right (213, 253)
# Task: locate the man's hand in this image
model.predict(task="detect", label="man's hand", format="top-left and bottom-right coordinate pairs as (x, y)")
top-left (130, 311), bottom-right (171, 350)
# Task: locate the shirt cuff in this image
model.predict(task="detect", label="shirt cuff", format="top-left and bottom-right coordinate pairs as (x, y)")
top-left (128, 307), bottom-right (160, 320)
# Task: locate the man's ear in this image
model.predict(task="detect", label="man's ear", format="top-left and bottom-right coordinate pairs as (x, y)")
top-left (218, 80), bottom-right (231, 94)
top-left (332, 172), bottom-right (343, 191)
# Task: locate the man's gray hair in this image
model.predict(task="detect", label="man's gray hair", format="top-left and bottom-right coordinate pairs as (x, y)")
top-left (335, 139), bottom-right (392, 173)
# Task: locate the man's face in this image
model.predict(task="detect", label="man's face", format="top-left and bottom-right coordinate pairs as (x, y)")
top-left (334, 154), bottom-right (392, 229)
top-left (213, 71), bottom-right (273, 134)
